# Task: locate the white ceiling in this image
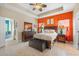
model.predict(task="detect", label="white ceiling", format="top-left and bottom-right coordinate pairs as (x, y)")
top-left (19, 3), bottom-right (76, 15)
top-left (0, 3), bottom-right (76, 18)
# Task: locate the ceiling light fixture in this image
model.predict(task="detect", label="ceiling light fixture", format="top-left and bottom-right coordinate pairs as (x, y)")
top-left (29, 3), bottom-right (47, 11)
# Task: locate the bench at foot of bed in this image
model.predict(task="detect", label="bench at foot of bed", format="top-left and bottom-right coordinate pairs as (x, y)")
top-left (29, 38), bottom-right (51, 52)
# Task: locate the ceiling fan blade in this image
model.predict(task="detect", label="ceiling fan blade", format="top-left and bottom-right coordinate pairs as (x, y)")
top-left (33, 8), bottom-right (36, 10)
top-left (39, 8), bottom-right (42, 11)
top-left (29, 3), bottom-right (34, 5)
top-left (42, 4), bottom-right (47, 7)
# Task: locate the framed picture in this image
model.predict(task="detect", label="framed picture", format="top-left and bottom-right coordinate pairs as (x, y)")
top-left (47, 19), bottom-right (51, 24)
top-left (47, 18), bottom-right (54, 24)
top-left (51, 19), bottom-right (54, 24)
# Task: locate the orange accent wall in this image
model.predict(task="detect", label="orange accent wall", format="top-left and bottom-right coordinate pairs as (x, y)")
top-left (38, 11), bottom-right (73, 41)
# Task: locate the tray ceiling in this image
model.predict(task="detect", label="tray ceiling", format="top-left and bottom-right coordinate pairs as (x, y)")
top-left (0, 3), bottom-right (76, 18)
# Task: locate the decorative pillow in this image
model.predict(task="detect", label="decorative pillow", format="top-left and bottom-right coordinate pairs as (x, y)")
top-left (44, 30), bottom-right (49, 33)
top-left (44, 29), bottom-right (55, 33)
top-left (49, 30), bottom-right (55, 33)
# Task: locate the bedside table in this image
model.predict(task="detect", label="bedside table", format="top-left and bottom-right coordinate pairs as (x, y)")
top-left (56, 34), bottom-right (66, 43)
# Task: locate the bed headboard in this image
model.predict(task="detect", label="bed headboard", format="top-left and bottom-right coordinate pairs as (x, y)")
top-left (44, 26), bottom-right (57, 32)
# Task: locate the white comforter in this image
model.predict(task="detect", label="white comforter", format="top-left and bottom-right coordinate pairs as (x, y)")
top-left (33, 32), bottom-right (57, 42)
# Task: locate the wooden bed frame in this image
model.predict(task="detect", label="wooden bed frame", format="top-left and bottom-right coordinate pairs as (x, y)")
top-left (44, 26), bottom-right (57, 32)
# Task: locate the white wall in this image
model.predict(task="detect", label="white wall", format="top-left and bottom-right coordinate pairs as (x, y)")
top-left (73, 4), bottom-right (79, 49)
top-left (0, 17), bottom-right (5, 47)
top-left (0, 6), bottom-right (36, 41)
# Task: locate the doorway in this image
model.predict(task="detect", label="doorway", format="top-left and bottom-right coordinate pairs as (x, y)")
top-left (5, 18), bottom-right (12, 40)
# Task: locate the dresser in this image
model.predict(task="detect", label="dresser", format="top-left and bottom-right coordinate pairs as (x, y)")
top-left (22, 31), bottom-right (35, 42)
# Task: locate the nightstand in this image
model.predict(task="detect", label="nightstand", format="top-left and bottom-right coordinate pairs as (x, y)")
top-left (56, 34), bottom-right (66, 43)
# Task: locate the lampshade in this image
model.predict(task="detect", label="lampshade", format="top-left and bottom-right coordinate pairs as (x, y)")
top-left (59, 26), bottom-right (64, 29)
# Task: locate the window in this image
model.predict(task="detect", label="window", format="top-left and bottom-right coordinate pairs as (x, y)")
top-left (5, 18), bottom-right (12, 39)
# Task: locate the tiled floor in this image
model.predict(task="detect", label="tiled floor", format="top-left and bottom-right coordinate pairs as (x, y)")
top-left (0, 40), bottom-right (79, 56)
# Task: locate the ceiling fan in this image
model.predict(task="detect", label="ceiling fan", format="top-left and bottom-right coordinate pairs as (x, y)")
top-left (29, 3), bottom-right (47, 11)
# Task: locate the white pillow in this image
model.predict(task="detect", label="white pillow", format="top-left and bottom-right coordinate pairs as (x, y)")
top-left (49, 30), bottom-right (55, 33)
top-left (44, 30), bottom-right (49, 33)
top-left (44, 29), bottom-right (55, 33)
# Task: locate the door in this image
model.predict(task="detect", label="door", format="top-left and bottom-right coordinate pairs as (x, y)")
top-left (0, 17), bottom-right (5, 47)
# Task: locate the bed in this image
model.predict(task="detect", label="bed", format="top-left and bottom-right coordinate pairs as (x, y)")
top-left (34, 32), bottom-right (57, 42)
top-left (29, 26), bottom-right (58, 52)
